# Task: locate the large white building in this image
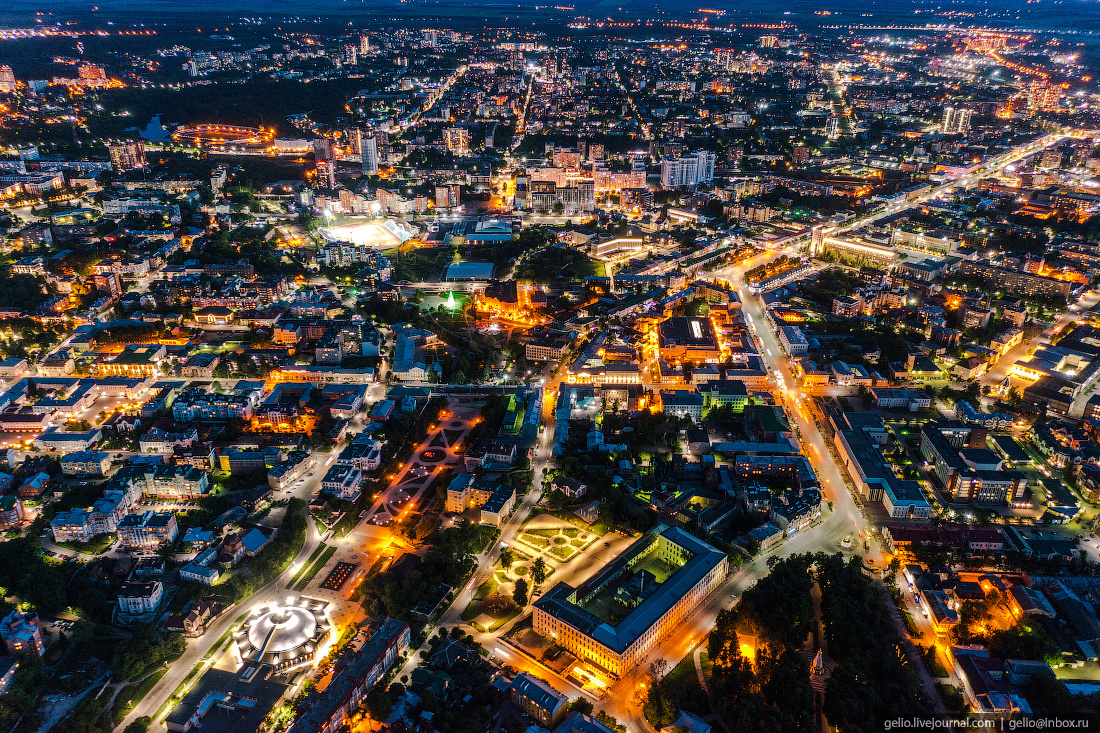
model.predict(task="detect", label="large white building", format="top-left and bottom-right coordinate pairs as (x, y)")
top-left (360, 133), bottom-right (379, 175)
top-left (50, 484), bottom-right (139, 542)
top-left (941, 107), bottom-right (972, 135)
top-left (660, 151), bottom-right (715, 189)
top-left (117, 580), bottom-right (164, 619)
top-left (532, 525), bottom-right (727, 677)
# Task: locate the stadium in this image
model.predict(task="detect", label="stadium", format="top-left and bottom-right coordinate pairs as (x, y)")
top-left (318, 217), bottom-right (416, 248)
top-left (170, 124), bottom-right (274, 147)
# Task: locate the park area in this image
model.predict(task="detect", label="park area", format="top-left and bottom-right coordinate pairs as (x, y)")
top-left (515, 514), bottom-right (597, 562)
top-left (462, 544), bottom-right (552, 632)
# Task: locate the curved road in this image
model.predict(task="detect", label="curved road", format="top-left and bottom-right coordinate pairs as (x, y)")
top-left (117, 505), bottom-right (323, 732)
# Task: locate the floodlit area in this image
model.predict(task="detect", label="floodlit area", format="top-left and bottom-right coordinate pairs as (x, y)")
top-left (318, 217), bottom-right (416, 247)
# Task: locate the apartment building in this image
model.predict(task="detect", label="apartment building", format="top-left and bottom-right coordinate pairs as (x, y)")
top-left (445, 474), bottom-right (516, 525)
top-left (172, 389), bottom-right (256, 422)
top-left (526, 337), bottom-right (572, 362)
top-left (957, 261), bottom-right (1073, 299)
top-left (117, 511), bottom-right (179, 550)
top-left (288, 618), bottom-right (411, 733)
top-left (920, 425), bottom-right (1027, 504)
top-left (51, 483), bottom-right (139, 542)
top-left (321, 465), bottom-right (363, 501)
top-left (60, 450), bottom-right (111, 477)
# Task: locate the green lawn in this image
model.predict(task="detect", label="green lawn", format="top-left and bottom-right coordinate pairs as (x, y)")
top-left (461, 577), bottom-right (499, 621)
top-left (548, 508), bottom-right (612, 536)
top-left (520, 533), bottom-right (550, 548)
top-left (289, 543), bottom-right (329, 586)
top-left (644, 651), bottom-right (709, 725)
top-left (471, 605), bottom-right (521, 633)
top-left (57, 533), bottom-right (115, 555)
top-left (111, 668), bottom-right (167, 724)
top-left (293, 545), bottom-right (337, 591)
top-left (550, 545), bottom-right (574, 561)
top-left (330, 508), bottom-right (361, 537)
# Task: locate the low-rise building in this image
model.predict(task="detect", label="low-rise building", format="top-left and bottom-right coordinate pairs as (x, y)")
top-left (60, 450), bottom-right (111, 477)
top-left (830, 412), bottom-right (931, 520)
top-left (658, 389), bottom-right (703, 421)
top-left (779, 326), bottom-right (808, 357)
top-left (510, 673), bottom-right (569, 729)
top-left (870, 387), bottom-right (930, 411)
top-left (699, 379), bottom-right (750, 412)
top-left (116, 580), bottom-right (164, 622)
top-left (320, 465), bottom-right (363, 501)
top-left (0, 611), bottom-right (44, 656)
top-left (287, 618), bottom-right (411, 733)
top-left (532, 525), bottom-right (727, 677)
top-left (95, 344), bottom-right (167, 378)
top-left (180, 547), bottom-right (220, 585)
top-left (445, 474), bottom-right (516, 525)
top-left (268, 451), bottom-right (311, 490)
top-left (920, 425), bottom-right (1027, 504)
top-left (526, 337), bottom-right (572, 362)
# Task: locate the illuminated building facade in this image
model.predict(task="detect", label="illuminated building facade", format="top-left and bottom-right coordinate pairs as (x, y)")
top-left (288, 617), bottom-right (410, 733)
top-left (657, 316), bottom-right (722, 364)
top-left (532, 526), bottom-right (727, 678)
top-left (477, 279), bottom-right (532, 320)
top-left (108, 141), bottom-right (146, 171)
top-left (232, 596), bottom-right (334, 674)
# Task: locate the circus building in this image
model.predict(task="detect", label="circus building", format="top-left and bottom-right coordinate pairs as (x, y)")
top-left (231, 596), bottom-right (334, 673)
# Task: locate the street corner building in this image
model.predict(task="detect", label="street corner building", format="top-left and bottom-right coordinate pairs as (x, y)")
top-left (532, 525), bottom-right (728, 678)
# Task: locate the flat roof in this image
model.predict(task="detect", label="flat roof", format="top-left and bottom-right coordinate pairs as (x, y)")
top-left (445, 262), bottom-right (495, 280)
top-left (658, 317), bottom-right (719, 349)
top-left (164, 669), bottom-right (288, 733)
top-left (534, 525), bottom-right (726, 654)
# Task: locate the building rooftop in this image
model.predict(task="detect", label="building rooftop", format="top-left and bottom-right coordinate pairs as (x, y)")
top-left (164, 668), bottom-right (289, 733)
top-left (658, 317), bottom-right (719, 350)
top-left (445, 261), bottom-right (495, 280)
top-left (533, 525), bottom-right (726, 654)
top-left (511, 673), bottom-right (567, 714)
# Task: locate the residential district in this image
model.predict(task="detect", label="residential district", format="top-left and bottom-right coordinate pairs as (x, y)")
top-left (1, 7), bottom-right (1100, 733)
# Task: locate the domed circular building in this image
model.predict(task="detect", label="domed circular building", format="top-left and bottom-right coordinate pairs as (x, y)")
top-left (232, 596), bottom-right (333, 673)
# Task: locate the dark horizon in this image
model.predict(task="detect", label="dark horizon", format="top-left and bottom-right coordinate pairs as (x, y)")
top-left (5, 0), bottom-right (1100, 34)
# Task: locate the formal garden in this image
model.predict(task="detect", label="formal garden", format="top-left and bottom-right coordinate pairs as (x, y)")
top-left (515, 515), bottom-right (598, 562)
top-left (461, 545), bottom-right (552, 632)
